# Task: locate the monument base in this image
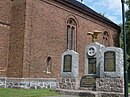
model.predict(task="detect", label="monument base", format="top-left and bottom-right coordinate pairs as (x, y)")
top-left (59, 78), bottom-right (79, 89)
top-left (96, 78), bottom-right (124, 93)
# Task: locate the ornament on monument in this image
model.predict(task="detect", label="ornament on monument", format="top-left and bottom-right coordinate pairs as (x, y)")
top-left (80, 75), bottom-right (96, 88)
top-left (87, 30), bottom-right (102, 42)
top-left (87, 46), bottom-right (97, 57)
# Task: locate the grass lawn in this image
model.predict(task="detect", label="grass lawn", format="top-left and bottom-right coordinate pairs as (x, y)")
top-left (0, 88), bottom-right (59, 97)
top-left (129, 83), bottom-right (130, 87)
top-left (128, 83), bottom-right (130, 93)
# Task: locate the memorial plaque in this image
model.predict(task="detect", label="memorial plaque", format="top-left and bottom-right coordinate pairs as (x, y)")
top-left (63, 55), bottom-right (72, 72)
top-left (88, 58), bottom-right (96, 74)
top-left (104, 51), bottom-right (116, 72)
top-left (80, 76), bottom-right (96, 87)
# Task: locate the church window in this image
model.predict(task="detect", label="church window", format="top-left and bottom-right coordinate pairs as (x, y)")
top-left (102, 31), bottom-right (110, 46)
top-left (46, 57), bottom-right (52, 74)
top-left (67, 18), bottom-right (77, 51)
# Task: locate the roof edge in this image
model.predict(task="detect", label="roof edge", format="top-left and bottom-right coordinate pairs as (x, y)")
top-left (54, 0), bottom-right (121, 33)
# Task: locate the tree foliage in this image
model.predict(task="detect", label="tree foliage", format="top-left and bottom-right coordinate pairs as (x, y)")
top-left (126, 0), bottom-right (130, 55)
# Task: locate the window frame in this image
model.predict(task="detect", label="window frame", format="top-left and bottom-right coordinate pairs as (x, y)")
top-left (66, 18), bottom-right (77, 51)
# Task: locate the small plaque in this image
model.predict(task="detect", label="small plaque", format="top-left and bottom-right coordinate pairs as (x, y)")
top-left (88, 58), bottom-right (96, 74)
top-left (63, 55), bottom-right (72, 72)
top-left (104, 51), bottom-right (116, 72)
top-left (80, 76), bottom-right (96, 87)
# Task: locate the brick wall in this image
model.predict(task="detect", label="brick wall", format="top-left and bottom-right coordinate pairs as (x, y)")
top-left (3, 0), bottom-right (120, 78)
top-left (0, 25), bottom-right (10, 77)
top-left (0, 0), bottom-right (11, 24)
top-left (22, 0), bottom-right (120, 78)
top-left (0, 0), bottom-right (11, 77)
top-left (7, 0), bottom-right (26, 77)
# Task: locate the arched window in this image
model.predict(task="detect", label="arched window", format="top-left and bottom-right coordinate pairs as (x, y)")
top-left (46, 57), bottom-right (52, 74)
top-left (67, 18), bottom-right (77, 51)
top-left (102, 31), bottom-right (110, 47)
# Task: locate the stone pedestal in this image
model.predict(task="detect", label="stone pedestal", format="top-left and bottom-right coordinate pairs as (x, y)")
top-left (85, 42), bottom-right (105, 77)
top-left (59, 78), bottom-right (79, 89)
top-left (61, 50), bottom-right (79, 78)
top-left (96, 78), bottom-right (124, 93)
top-left (100, 47), bottom-right (124, 78)
top-left (60, 50), bottom-right (79, 89)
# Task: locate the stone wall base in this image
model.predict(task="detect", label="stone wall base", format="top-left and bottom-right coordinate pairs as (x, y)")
top-left (98, 92), bottom-right (124, 97)
top-left (0, 77), bottom-right (58, 89)
top-left (96, 78), bottom-right (124, 93)
top-left (59, 78), bottom-right (79, 89)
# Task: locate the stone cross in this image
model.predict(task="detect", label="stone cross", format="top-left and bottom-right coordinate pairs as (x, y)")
top-left (88, 47), bottom-right (95, 55)
top-left (87, 30), bottom-right (102, 42)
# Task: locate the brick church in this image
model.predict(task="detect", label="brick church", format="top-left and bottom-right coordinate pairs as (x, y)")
top-left (0, 0), bottom-right (120, 79)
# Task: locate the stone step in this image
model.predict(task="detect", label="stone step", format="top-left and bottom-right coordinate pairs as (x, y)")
top-left (54, 89), bottom-right (128, 97)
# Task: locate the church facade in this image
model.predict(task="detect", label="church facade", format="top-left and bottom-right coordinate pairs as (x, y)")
top-left (0, 0), bottom-right (120, 79)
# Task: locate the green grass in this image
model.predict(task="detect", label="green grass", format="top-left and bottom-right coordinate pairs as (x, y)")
top-left (128, 83), bottom-right (130, 87)
top-left (129, 83), bottom-right (130, 93)
top-left (0, 88), bottom-right (59, 97)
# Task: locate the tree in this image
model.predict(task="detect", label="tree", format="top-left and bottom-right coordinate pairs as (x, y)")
top-left (125, 0), bottom-right (130, 82)
top-left (126, 0), bottom-right (130, 55)
top-left (99, 12), bottom-right (106, 17)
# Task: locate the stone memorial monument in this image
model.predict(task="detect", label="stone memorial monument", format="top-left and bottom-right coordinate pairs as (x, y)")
top-left (80, 30), bottom-right (105, 90)
top-left (100, 47), bottom-right (124, 78)
top-left (58, 30), bottom-right (124, 96)
top-left (80, 30), bottom-right (124, 96)
top-left (85, 42), bottom-right (105, 77)
top-left (60, 50), bottom-right (79, 89)
top-left (96, 47), bottom-right (124, 93)
top-left (85, 30), bottom-right (105, 77)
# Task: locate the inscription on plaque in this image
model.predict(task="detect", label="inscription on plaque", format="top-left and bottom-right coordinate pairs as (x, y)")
top-left (88, 58), bottom-right (96, 74)
top-left (104, 51), bottom-right (116, 72)
top-left (80, 76), bottom-right (96, 87)
top-left (63, 55), bottom-right (72, 72)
